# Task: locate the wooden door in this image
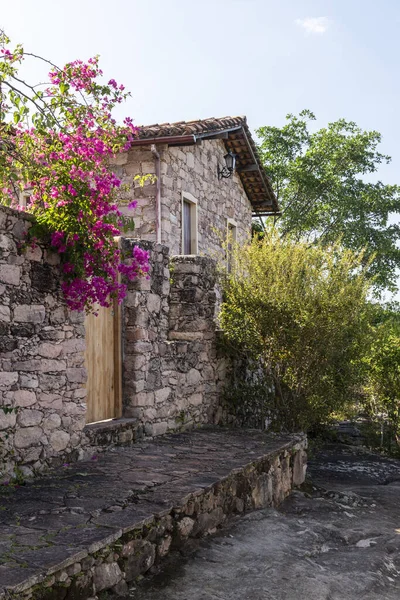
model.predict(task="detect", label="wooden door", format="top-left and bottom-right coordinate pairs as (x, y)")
top-left (84, 300), bottom-right (122, 424)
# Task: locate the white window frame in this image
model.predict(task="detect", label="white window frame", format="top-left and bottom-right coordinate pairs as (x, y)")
top-left (19, 191), bottom-right (32, 210)
top-left (181, 191), bottom-right (198, 255)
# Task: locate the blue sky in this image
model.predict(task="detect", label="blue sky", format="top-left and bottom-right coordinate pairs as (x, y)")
top-left (1, 1), bottom-right (398, 165)
top-left (1, 0), bottom-right (399, 291)
top-left (2, 0), bottom-right (399, 179)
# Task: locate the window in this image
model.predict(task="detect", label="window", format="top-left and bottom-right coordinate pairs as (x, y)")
top-left (181, 192), bottom-right (198, 255)
top-left (19, 193), bottom-right (31, 210)
top-left (227, 218), bottom-right (237, 272)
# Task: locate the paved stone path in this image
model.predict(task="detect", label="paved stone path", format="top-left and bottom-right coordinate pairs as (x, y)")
top-left (132, 444), bottom-right (400, 600)
top-left (0, 428), bottom-right (303, 596)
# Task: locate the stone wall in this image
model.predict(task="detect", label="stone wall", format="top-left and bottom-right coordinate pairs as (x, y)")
top-left (111, 147), bottom-right (158, 240)
top-left (0, 206), bottom-right (87, 480)
top-left (121, 240), bottom-right (227, 434)
top-left (112, 138), bottom-right (253, 256)
top-left (0, 216), bottom-right (232, 478)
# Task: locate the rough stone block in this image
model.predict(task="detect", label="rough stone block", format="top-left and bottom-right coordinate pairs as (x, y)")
top-left (66, 368), bottom-right (86, 383)
top-left (155, 387), bottom-right (171, 403)
top-left (186, 152), bottom-right (194, 168)
top-left (60, 339), bottom-right (85, 356)
top-left (157, 535), bottom-right (172, 558)
top-left (13, 390), bottom-right (36, 407)
top-left (0, 265), bottom-right (20, 286)
top-left (188, 393), bottom-right (203, 406)
top-left (192, 508), bottom-right (225, 537)
top-left (94, 562), bottom-right (123, 592)
top-left (150, 421), bottom-right (168, 436)
top-left (0, 371), bottom-right (18, 388)
top-left (252, 473), bottom-right (273, 509)
top-left (133, 392), bottom-right (154, 407)
top-left (14, 359), bottom-right (66, 372)
top-left (147, 293), bottom-right (161, 313)
top-left (17, 409), bottom-right (43, 427)
top-left (292, 449), bottom-right (307, 486)
top-left (50, 307), bottom-right (68, 325)
top-left (186, 368), bottom-right (201, 385)
top-left (43, 413), bottom-right (62, 430)
top-left (177, 516), bottom-right (195, 539)
top-left (14, 425), bottom-right (43, 448)
top-left (37, 342), bottom-right (63, 359)
top-left (0, 336), bottom-right (17, 352)
top-left (49, 430), bottom-right (71, 452)
top-left (25, 245), bottom-right (43, 262)
top-left (20, 374), bottom-right (39, 389)
top-left (168, 331), bottom-right (204, 341)
top-left (0, 233), bottom-right (17, 253)
top-left (14, 305), bottom-right (45, 324)
top-left (0, 306), bottom-right (10, 322)
top-left (123, 541), bottom-right (155, 581)
top-left (0, 409), bottom-right (17, 430)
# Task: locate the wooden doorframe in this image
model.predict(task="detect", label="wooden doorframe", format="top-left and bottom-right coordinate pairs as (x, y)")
top-left (113, 294), bottom-right (122, 420)
top-left (113, 236), bottom-right (122, 420)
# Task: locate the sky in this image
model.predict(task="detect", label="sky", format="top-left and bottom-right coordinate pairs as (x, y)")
top-left (1, 0), bottom-right (399, 291)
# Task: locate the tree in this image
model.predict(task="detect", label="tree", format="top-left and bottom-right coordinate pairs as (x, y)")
top-left (256, 110), bottom-right (400, 293)
top-left (0, 32), bottom-right (149, 312)
top-left (363, 303), bottom-right (400, 449)
top-left (219, 232), bottom-right (371, 432)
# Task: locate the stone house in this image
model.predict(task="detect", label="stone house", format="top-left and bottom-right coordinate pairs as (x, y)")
top-left (113, 115), bottom-right (279, 256)
top-left (0, 116), bottom-right (279, 480)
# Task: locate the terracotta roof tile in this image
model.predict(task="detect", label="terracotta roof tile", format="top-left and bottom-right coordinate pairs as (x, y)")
top-left (137, 116), bottom-right (246, 139)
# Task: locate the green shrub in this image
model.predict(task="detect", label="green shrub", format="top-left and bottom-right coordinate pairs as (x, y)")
top-left (362, 304), bottom-right (400, 452)
top-left (219, 232), bottom-right (371, 432)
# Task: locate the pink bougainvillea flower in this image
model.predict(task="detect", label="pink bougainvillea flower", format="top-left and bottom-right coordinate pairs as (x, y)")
top-left (0, 38), bottom-right (148, 313)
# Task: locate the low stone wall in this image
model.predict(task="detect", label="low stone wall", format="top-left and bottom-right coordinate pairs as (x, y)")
top-left (0, 431), bottom-right (307, 599)
top-left (121, 240), bottom-right (228, 435)
top-left (0, 206), bottom-right (87, 480)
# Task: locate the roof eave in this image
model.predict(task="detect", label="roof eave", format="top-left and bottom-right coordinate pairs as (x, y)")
top-left (130, 120), bottom-right (280, 215)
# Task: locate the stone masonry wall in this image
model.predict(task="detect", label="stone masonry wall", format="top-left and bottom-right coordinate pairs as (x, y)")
top-left (0, 206), bottom-right (87, 480)
top-left (111, 147), bottom-right (158, 240)
top-left (111, 138), bottom-right (253, 257)
top-left (121, 240), bottom-right (227, 434)
top-left (161, 139), bottom-right (253, 256)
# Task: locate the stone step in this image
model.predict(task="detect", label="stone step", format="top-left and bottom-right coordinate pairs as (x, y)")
top-left (0, 427), bottom-right (307, 599)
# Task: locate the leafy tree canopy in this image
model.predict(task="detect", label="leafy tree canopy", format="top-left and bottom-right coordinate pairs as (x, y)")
top-left (256, 110), bottom-right (400, 293)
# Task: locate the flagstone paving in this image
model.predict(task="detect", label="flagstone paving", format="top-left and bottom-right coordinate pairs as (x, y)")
top-left (0, 427), bottom-right (306, 598)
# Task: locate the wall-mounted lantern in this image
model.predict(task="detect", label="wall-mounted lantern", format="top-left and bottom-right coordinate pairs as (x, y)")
top-left (217, 151), bottom-right (237, 180)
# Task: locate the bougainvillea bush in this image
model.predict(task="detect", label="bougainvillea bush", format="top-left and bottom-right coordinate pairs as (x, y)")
top-left (0, 32), bottom-right (149, 312)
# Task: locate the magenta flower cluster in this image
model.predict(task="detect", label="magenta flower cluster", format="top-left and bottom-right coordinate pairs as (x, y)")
top-left (1, 41), bottom-right (149, 313)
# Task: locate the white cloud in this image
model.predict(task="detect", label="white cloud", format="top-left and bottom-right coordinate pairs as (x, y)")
top-left (295, 17), bottom-right (331, 34)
